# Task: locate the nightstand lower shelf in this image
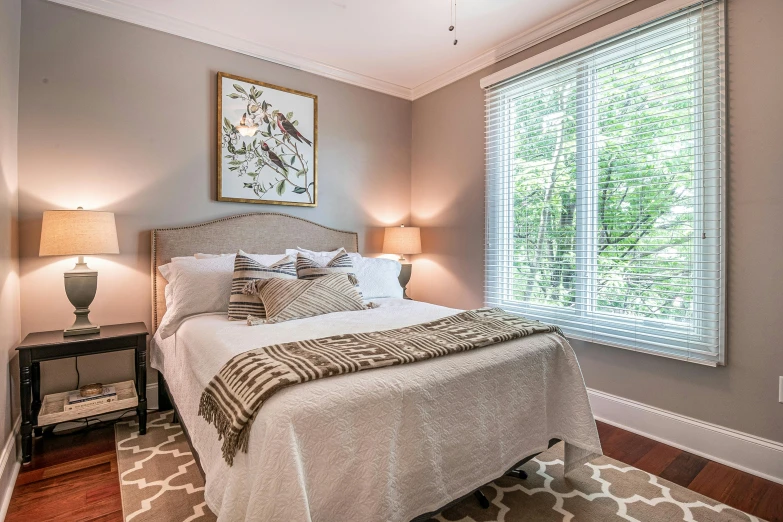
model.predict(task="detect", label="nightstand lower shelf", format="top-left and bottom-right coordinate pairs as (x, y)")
top-left (36, 380), bottom-right (138, 426)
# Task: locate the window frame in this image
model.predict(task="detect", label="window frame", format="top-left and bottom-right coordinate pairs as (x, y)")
top-left (484, 1), bottom-right (726, 366)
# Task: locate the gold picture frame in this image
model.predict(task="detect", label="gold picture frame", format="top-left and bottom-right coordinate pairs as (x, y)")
top-left (217, 72), bottom-right (318, 207)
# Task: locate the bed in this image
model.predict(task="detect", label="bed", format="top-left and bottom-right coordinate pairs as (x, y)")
top-left (149, 213), bottom-right (602, 522)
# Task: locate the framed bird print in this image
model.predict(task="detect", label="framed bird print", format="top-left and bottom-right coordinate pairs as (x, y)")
top-left (217, 72), bottom-right (317, 206)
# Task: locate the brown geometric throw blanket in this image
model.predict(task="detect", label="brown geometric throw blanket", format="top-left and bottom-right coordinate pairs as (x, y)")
top-left (198, 307), bottom-right (562, 465)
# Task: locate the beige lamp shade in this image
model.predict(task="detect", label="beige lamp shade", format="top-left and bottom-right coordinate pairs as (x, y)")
top-left (382, 225), bottom-right (422, 255)
top-left (39, 209), bottom-right (120, 256)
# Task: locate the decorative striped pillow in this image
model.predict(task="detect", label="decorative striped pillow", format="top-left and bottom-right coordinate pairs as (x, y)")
top-left (244, 273), bottom-right (367, 325)
top-left (228, 251), bottom-right (296, 321)
top-left (296, 249), bottom-right (355, 280)
top-left (296, 249), bottom-right (363, 297)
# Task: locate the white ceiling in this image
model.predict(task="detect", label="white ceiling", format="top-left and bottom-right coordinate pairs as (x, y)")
top-left (49, 0), bottom-right (633, 99)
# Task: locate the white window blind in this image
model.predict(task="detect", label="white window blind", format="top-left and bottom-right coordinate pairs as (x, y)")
top-left (485, 1), bottom-right (725, 365)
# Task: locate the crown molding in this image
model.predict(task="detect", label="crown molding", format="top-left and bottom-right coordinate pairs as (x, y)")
top-left (45, 0), bottom-right (413, 100)
top-left (480, 0), bottom-right (700, 89)
top-left (411, 0), bottom-right (636, 99)
top-left (47, 0), bottom-right (636, 102)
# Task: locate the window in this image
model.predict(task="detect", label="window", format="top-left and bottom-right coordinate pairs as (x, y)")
top-left (485, 1), bottom-right (725, 365)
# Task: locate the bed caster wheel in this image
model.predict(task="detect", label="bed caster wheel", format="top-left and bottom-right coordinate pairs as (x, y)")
top-left (473, 489), bottom-right (490, 509)
top-left (508, 469), bottom-right (528, 480)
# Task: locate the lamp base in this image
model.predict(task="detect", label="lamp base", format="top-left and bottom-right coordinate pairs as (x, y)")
top-left (398, 263), bottom-right (412, 300)
top-left (63, 257), bottom-right (100, 337)
top-left (64, 324), bottom-right (100, 337)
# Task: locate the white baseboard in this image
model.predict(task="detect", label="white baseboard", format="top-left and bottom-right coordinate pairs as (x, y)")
top-left (588, 388), bottom-right (783, 485)
top-left (147, 382), bottom-right (159, 410)
top-left (0, 417), bottom-right (21, 522)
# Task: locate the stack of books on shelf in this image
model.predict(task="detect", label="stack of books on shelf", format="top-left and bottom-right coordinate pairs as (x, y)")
top-left (64, 385), bottom-right (117, 412)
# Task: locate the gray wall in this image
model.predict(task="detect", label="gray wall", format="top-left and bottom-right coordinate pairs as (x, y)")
top-left (0, 0), bottom-right (22, 481)
top-left (411, 0), bottom-right (783, 443)
top-left (17, 0), bottom-right (412, 394)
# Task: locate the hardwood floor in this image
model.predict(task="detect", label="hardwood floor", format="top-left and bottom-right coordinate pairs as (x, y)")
top-left (597, 422), bottom-right (783, 522)
top-left (6, 425), bottom-right (122, 522)
top-left (6, 419), bottom-right (782, 521)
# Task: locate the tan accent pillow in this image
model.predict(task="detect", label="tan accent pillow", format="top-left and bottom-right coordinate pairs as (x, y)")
top-left (244, 273), bottom-right (367, 325)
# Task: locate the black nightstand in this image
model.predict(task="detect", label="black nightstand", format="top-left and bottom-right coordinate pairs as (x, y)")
top-left (16, 322), bottom-right (149, 464)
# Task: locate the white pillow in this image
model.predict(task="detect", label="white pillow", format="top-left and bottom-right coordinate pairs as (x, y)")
top-left (158, 253), bottom-right (290, 338)
top-left (348, 254), bottom-right (403, 299)
top-left (157, 256), bottom-right (235, 338)
top-left (159, 262), bottom-right (173, 282)
top-left (286, 247), bottom-right (344, 265)
top-left (243, 253), bottom-right (288, 265)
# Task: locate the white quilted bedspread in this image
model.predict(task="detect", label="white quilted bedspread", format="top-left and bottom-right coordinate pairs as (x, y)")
top-left (151, 299), bottom-right (601, 522)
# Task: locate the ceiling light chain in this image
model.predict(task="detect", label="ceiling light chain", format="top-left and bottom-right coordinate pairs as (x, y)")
top-left (448, 0), bottom-right (458, 45)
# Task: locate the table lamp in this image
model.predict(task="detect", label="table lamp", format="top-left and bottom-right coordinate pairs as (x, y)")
top-left (39, 207), bottom-right (119, 336)
top-left (382, 225), bottom-right (421, 299)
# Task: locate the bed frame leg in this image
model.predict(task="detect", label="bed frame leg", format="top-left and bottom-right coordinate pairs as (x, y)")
top-left (157, 371), bottom-right (174, 412)
top-left (507, 469), bottom-right (528, 480)
top-left (473, 489), bottom-right (490, 509)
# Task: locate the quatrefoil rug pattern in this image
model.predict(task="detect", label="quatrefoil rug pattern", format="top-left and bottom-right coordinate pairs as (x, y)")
top-left (116, 413), bottom-right (761, 522)
top-left (429, 443), bottom-right (762, 522)
top-left (115, 412), bottom-right (216, 522)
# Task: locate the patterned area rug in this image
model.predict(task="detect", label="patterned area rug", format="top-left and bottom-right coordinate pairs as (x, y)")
top-left (115, 412), bottom-right (216, 521)
top-left (115, 412), bottom-right (762, 522)
top-left (428, 444), bottom-right (763, 522)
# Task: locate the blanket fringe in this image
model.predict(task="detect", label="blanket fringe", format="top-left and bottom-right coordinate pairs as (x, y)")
top-left (199, 391), bottom-right (251, 466)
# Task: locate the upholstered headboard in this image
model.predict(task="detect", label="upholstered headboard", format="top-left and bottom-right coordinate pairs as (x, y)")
top-left (151, 213), bottom-right (359, 331)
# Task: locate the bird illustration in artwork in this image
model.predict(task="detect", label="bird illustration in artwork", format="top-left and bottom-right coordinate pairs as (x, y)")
top-left (276, 113), bottom-right (312, 146)
top-left (260, 141), bottom-right (288, 173)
